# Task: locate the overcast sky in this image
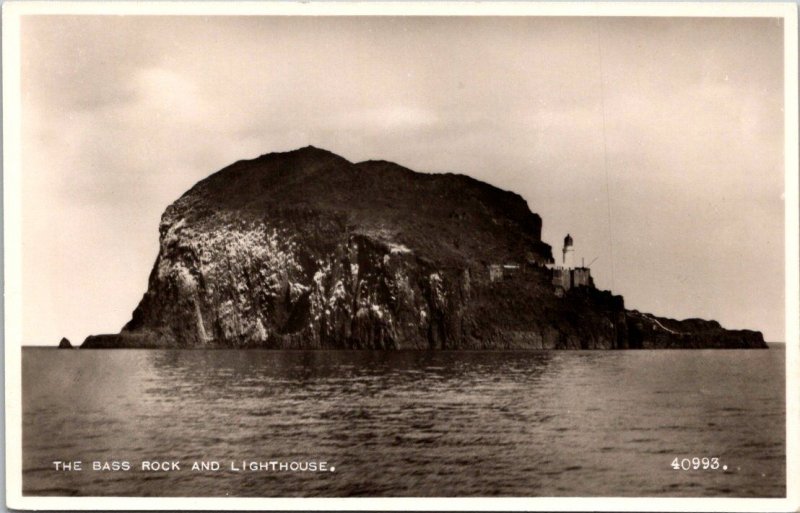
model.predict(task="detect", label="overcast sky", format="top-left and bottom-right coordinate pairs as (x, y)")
top-left (20, 15), bottom-right (785, 345)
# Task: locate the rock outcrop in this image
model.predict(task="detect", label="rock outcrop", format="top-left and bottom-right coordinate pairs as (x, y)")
top-left (625, 311), bottom-right (766, 349)
top-left (58, 337), bottom-right (73, 349)
top-left (81, 146), bottom-right (767, 349)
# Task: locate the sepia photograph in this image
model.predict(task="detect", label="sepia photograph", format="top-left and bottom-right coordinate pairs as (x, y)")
top-left (3, 1), bottom-right (798, 510)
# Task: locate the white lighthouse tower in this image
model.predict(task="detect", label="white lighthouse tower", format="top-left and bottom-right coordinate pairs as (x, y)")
top-left (562, 233), bottom-right (575, 269)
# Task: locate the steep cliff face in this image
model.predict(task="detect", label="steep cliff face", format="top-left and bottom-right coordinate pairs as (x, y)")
top-left (81, 146), bottom-right (766, 349)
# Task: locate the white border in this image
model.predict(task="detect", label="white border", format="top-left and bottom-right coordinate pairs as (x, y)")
top-left (0, 0), bottom-right (797, 16)
top-left (3, 2), bottom-right (798, 511)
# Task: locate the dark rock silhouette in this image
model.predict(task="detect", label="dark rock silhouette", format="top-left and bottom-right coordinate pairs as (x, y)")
top-left (81, 146), bottom-right (766, 349)
top-left (58, 337), bottom-right (73, 349)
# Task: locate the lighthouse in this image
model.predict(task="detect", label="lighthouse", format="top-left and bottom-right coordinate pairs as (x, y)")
top-left (552, 234), bottom-right (594, 292)
top-left (562, 233), bottom-right (575, 269)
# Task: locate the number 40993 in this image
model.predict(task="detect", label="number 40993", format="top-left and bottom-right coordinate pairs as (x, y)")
top-left (671, 457), bottom-right (727, 471)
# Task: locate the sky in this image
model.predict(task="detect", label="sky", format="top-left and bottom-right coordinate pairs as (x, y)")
top-left (19, 15), bottom-right (786, 345)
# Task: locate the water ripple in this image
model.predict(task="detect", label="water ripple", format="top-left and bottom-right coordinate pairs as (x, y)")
top-left (22, 348), bottom-right (785, 497)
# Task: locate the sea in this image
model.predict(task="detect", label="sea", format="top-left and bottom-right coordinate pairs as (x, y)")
top-left (22, 346), bottom-right (785, 497)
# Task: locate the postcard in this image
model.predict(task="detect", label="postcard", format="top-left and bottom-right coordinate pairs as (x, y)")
top-left (3, 1), bottom-right (798, 511)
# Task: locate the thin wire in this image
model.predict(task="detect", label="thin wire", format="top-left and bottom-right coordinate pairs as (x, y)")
top-left (597, 20), bottom-right (616, 291)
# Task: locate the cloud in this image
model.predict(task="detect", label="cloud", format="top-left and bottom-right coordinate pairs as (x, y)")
top-left (20, 15), bottom-right (786, 344)
top-left (334, 105), bottom-right (439, 131)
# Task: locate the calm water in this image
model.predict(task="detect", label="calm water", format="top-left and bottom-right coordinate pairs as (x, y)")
top-left (22, 347), bottom-right (785, 497)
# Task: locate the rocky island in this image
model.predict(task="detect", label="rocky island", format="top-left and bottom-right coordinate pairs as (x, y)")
top-left (82, 146), bottom-right (766, 350)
